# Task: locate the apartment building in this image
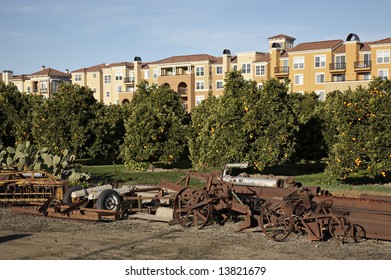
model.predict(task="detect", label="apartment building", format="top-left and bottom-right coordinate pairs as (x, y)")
top-left (1, 66), bottom-right (71, 98)
top-left (69, 32), bottom-right (391, 110)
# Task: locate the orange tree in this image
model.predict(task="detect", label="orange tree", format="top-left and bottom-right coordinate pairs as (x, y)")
top-left (189, 71), bottom-right (253, 170)
top-left (325, 78), bottom-right (391, 179)
top-left (0, 82), bottom-right (39, 147)
top-left (121, 82), bottom-right (189, 169)
top-left (243, 78), bottom-right (297, 170)
top-left (189, 73), bottom-right (298, 171)
top-left (31, 84), bottom-right (100, 158)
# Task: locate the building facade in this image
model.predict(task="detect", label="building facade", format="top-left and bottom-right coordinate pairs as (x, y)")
top-left (4, 33), bottom-right (389, 110)
top-left (1, 66), bottom-right (71, 98)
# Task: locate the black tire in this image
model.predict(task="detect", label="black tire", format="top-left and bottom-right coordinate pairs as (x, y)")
top-left (63, 185), bottom-right (84, 206)
top-left (96, 189), bottom-right (121, 210)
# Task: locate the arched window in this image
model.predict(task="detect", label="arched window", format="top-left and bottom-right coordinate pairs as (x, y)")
top-left (178, 82), bottom-right (188, 95)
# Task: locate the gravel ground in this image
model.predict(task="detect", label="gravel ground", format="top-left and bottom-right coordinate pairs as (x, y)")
top-left (1, 207), bottom-right (391, 260)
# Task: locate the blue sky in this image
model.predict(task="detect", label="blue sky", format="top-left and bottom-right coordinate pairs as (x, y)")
top-left (1, 0), bottom-right (390, 74)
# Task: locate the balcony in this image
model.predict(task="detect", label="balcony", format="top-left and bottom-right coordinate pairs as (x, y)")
top-left (329, 63), bottom-right (346, 72)
top-left (274, 66), bottom-right (289, 77)
top-left (354, 61), bottom-right (372, 72)
top-left (123, 77), bottom-right (135, 85)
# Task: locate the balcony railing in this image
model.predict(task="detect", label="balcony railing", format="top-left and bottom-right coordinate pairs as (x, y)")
top-left (329, 63), bottom-right (346, 71)
top-left (274, 66), bottom-right (289, 74)
top-left (123, 77), bottom-right (135, 83)
top-left (354, 61), bottom-right (372, 69)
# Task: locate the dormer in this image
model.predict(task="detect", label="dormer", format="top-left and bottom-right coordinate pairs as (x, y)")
top-left (268, 34), bottom-right (296, 50)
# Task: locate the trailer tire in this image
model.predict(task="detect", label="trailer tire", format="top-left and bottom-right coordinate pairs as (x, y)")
top-left (63, 185), bottom-right (84, 206)
top-left (96, 189), bottom-right (121, 210)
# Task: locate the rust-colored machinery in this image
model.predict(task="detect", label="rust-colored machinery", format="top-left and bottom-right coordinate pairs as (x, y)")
top-left (170, 167), bottom-right (391, 243)
top-left (0, 167), bottom-right (67, 203)
top-left (4, 163), bottom-right (391, 243)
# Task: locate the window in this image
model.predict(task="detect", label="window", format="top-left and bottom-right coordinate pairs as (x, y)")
top-left (232, 65), bottom-right (238, 71)
top-left (116, 85), bottom-right (122, 92)
top-left (314, 55), bottom-right (326, 68)
top-left (115, 72), bottom-right (122, 81)
top-left (144, 70), bottom-right (150, 79)
top-left (196, 95), bottom-right (205, 105)
top-left (106, 91), bottom-right (110, 97)
top-left (196, 66), bottom-right (204, 77)
top-left (294, 74), bottom-right (303, 85)
top-left (378, 69), bottom-right (389, 80)
top-left (93, 73), bottom-right (97, 78)
top-left (153, 69), bottom-right (158, 79)
top-left (196, 81), bottom-right (205, 90)
top-left (257, 83), bottom-right (263, 90)
top-left (334, 55), bottom-right (346, 69)
top-left (315, 73), bottom-right (325, 84)
top-left (74, 74), bottom-right (81, 81)
top-left (216, 66), bottom-right (223, 75)
top-left (104, 75), bottom-right (111, 83)
top-left (377, 50), bottom-right (390, 64)
top-left (361, 73), bottom-right (371, 81)
top-left (315, 90), bottom-right (326, 101)
top-left (293, 57), bottom-right (304, 69)
top-left (216, 81), bottom-right (223, 89)
top-left (241, 63), bottom-right (251, 74)
top-left (255, 65), bottom-right (266, 76)
top-left (332, 74), bottom-right (345, 82)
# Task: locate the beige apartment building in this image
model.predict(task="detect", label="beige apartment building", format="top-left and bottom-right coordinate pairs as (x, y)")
top-left (3, 33), bottom-right (387, 110)
top-left (1, 66), bottom-right (71, 98)
top-left (70, 33), bottom-right (391, 110)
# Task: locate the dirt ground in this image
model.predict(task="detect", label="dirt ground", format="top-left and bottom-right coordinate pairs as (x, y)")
top-left (1, 207), bottom-right (391, 260)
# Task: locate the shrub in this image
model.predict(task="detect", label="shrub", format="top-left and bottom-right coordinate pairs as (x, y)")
top-left (325, 78), bottom-right (391, 179)
top-left (121, 82), bottom-right (188, 168)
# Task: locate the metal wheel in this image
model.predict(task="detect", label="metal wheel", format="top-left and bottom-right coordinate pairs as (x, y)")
top-left (328, 215), bottom-right (351, 242)
top-left (260, 203), bottom-right (293, 241)
top-left (173, 187), bottom-right (213, 229)
top-left (96, 189), bottom-right (121, 210)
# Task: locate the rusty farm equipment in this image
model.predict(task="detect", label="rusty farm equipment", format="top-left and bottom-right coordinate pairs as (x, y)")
top-left (0, 167), bottom-right (67, 204)
top-left (170, 163), bottom-right (391, 243)
top-left (4, 162), bottom-right (391, 243)
top-left (7, 175), bottom-right (179, 222)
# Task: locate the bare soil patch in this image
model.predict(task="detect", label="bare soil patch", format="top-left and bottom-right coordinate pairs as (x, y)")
top-left (1, 208), bottom-right (391, 260)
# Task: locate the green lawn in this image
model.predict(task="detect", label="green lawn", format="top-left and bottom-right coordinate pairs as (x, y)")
top-left (80, 161), bottom-right (391, 196)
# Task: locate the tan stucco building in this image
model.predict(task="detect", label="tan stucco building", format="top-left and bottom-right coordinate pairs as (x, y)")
top-left (1, 66), bottom-right (71, 98)
top-left (4, 33), bottom-right (390, 110)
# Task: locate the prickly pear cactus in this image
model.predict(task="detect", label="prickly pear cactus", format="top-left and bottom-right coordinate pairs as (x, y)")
top-left (0, 141), bottom-right (90, 183)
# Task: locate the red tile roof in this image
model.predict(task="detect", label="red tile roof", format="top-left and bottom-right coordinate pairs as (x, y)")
top-left (72, 63), bottom-right (107, 73)
top-left (29, 68), bottom-right (71, 77)
top-left (372, 37), bottom-right (391, 45)
top-left (151, 54), bottom-right (218, 64)
top-left (268, 34), bottom-right (296, 41)
top-left (253, 53), bottom-right (271, 63)
top-left (289, 39), bottom-right (343, 52)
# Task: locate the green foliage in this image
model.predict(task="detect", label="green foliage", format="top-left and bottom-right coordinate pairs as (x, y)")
top-left (289, 92), bottom-right (327, 162)
top-left (189, 71), bottom-right (254, 170)
top-left (31, 84), bottom-right (99, 158)
top-left (189, 73), bottom-right (298, 171)
top-left (325, 78), bottom-right (391, 179)
top-left (121, 82), bottom-right (189, 168)
top-left (87, 104), bottom-right (127, 160)
top-left (0, 82), bottom-right (38, 146)
top-left (243, 78), bottom-right (297, 170)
